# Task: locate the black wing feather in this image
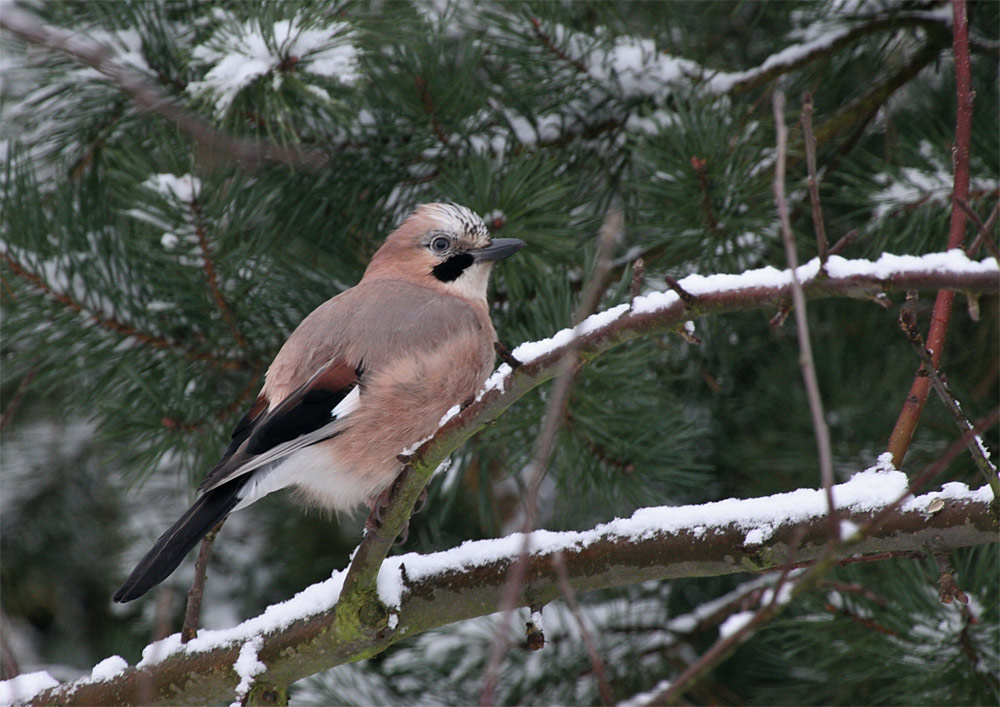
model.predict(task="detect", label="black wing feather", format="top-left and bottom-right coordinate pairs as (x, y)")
top-left (112, 480), bottom-right (244, 603)
top-left (114, 362), bottom-right (363, 602)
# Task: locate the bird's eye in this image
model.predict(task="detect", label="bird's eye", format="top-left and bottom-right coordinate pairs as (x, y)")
top-left (430, 236), bottom-right (452, 253)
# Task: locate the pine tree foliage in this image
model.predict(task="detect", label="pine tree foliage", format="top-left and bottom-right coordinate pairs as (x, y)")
top-left (1, 0), bottom-right (997, 703)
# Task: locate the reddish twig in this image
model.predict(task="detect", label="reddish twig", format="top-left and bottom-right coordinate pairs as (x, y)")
top-left (414, 75), bottom-right (449, 146)
top-left (773, 89), bottom-right (837, 535)
top-left (865, 409), bottom-right (999, 538)
top-left (493, 341), bottom-right (522, 370)
top-left (0, 613), bottom-right (20, 680)
top-left (819, 580), bottom-right (891, 607)
top-left (887, 0), bottom-right (974, 467)
top-left (528, 17), bottom-right (589, 74)
top-left (664, 275), bottom-right (696, 305)
top-left (822, 602), bottom-right (901, 637)
top-left (0, 365), bottom-right (37, 432)
top-left (801, 92), bottom-right (830, 265)
top-left (690, 156), bottom-right (722, 233)
top-left (190, 201), bottom-right (247, 349)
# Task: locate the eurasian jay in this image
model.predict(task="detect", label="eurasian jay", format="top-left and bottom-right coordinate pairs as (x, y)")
top-left (113, 203), bottom-right (524, 602)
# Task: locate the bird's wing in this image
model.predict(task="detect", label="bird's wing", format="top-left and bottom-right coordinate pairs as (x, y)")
top-left (198, 358), bottom-right (362, 493)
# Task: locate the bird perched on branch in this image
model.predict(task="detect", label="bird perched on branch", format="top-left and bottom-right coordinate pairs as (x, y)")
top-left (114, 203), bottom-right (524, 602)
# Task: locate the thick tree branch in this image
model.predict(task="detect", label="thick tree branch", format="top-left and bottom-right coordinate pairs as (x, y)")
top-left (338, 252), bottom-right (999, 617)
top-left (25, 479), bottom-right (995, 705)
top-left (20, 254), bottom-right (999, 706)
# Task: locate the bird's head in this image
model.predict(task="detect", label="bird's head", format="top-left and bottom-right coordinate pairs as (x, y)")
top-left (365, 203), bottom-right (525, 301)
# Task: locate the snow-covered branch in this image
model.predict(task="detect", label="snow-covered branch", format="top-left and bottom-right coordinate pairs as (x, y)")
top-left (0, 5), bottom-right (328, 171)
top-left (14, 462), bottom-right (996, 705)
top-left (11, 251), bottom-right (998, 705)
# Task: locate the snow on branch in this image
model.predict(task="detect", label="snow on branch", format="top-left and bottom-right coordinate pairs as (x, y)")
top-left (13, 459), bottom-right (995, 705)
top-left (12, 251), bottom-right (998, 706)
top-left (0, 5), bottom-right (329, 171)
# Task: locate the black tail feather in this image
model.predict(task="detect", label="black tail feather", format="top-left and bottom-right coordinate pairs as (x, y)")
top-left (113, 482), bottom-right (243, 603)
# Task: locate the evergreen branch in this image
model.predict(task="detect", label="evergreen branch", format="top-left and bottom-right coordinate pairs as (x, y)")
top-left (0, 248), bottom-right (248, 371)
top-left (0, 365), bottom-right (37, 433)
top-left (161, 372), bottom-right (263, 432)
top-left (812, 40), bottom-right (946, 146)
top-left (528, 16), bottom-right (589, 74)
top-left (0, 7), bottom-right (328, 172)
top-left (26, 478), bottom-right (995, 705)
top-left (887, 0), bottom-right (974, 467)
top-left (711, 12), bottom-right (952, 95)
top-left (189, 200), bottom-right (247, 349)
top-left (414, 75), bottom-right (449, 147)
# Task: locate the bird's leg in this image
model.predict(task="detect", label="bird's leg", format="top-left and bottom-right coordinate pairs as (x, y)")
top-left (363, 480), bottom-right (429, 544)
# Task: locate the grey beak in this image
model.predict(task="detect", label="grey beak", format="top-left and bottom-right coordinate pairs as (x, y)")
top-left (470, 238), bottom-right (526, 263)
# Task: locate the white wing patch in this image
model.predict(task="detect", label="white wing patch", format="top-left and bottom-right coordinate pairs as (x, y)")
top-left (331, 385), bottom-right (360, 420)
top-left (206, 385), bottom-right (362, 496)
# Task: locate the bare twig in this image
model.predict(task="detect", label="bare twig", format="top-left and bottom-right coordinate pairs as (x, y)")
top-left (181, 521), bottom-right (225, 644)
top-left (629, 257), bottom-right (646, 304)
top-left (773, 89), bottom-right (837, 534)
top-left (957, 198), bottom-right (1000, 261)
top-left (656, 530), bottom-right (806, 703)
top-left (480, 210), bottom-right (622, 705)
top-left (551, 552), bottom-right (614, 706)
top-left (864, 409), bottom-right (999, 537)
top-left (493, 341), bottom-right (522, 370)
top-left (801, 92), bottom-right (830, 265)
top-left (655, 409), bottom-right (996, 704)
top-left (898, 304), bottom-right (999, 495)
top-left (152, 587), bottom-right (177, 642)
top-left (0, 7), bottom-right (327, 172)
top-left (887, 0), bottom-right (974, 467)
top-left (829, 229), bottom-right (860, 257)
top-left (664, 275), bottom-right (696, 305)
